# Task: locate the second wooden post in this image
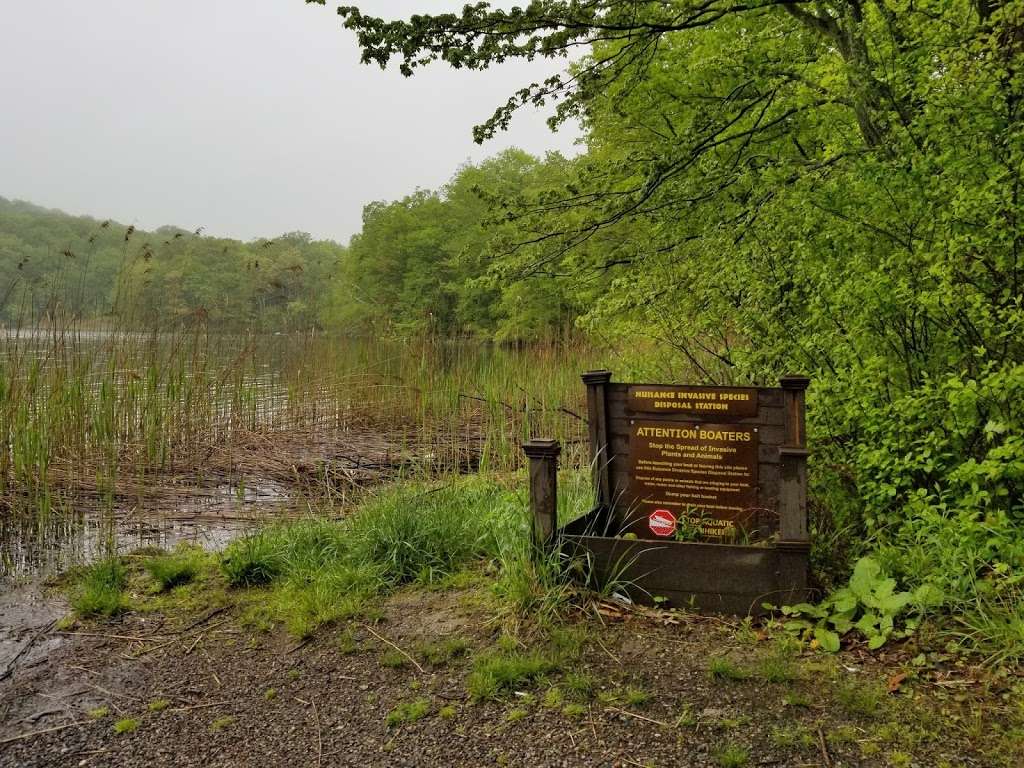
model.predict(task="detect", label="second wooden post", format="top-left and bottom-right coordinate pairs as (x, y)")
top-left (522, 438), bottom-right (561, 551)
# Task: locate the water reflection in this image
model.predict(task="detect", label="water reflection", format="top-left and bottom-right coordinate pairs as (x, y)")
top-left (1, 481), bottom-right (294, 581)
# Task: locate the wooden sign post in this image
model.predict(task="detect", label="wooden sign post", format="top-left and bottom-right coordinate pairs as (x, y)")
top-left (524, 372), bottom-right (811, 615)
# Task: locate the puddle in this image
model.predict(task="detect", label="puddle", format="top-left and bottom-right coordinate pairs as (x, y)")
top-left (0, 480), bottom-right (296, 583)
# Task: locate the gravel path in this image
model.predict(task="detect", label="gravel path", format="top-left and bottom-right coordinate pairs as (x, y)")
top-left (0, 586), bottom-right (1015, 767)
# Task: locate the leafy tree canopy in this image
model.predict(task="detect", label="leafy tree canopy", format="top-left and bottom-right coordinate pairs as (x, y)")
top-left (313, 0), bottom-right (1024, 593)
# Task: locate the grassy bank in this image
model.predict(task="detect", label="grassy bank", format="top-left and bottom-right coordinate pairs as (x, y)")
top-left (65, 473), bottom-right (593, 633)
top-left (65, 473), bottom-right (1024, 665)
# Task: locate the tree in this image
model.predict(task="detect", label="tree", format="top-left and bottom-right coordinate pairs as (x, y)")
top-left (317, 0), bottom-right (1024, 593)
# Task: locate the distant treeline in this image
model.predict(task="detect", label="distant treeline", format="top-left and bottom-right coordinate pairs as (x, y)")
top-left (0, 149), bottom-right (598, 339)
top-left (0, 197), bottom-right (343, 332)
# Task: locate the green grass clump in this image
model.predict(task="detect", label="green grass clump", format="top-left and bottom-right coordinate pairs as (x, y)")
top-left (757, 654), bottom-right (797, 683)
top-left (563, 672), bottom-right (595, 700)
top-left (217, 480), bottom-right (525, 638)
top-left (113, 718), bottom-right (138, 734)
top-left (466, 649), bottom-right (559, 701)
top-left (385, 698), bottom-right (431, 726)
top-left (270, 562), bottom-right (386, 639)
top-left (380, 650), bottom-right (409, 669)
top-left (770, 724), bottom-right (815, 749)
top-left (713, 744), bottom-right (749, 767)
top-left (709, 657), bottom-right (749, 682)
top-left (210, 716), bottom-right (236, 731)
top-left (835, 680), bottom-right (886, 719)
top-left (87, 706), bottom-right (110, 719)
top-left (952, 588), bottom-right (1024, 667)
top-left (783, 691), bottom-right (812, 708)
top-left (144, 551), bottom-right (200, 592)
top-left (418, 637), bottom-right (471, 666)
top-left (338, 629), bottom-right (359, 654)
top-left (562, 702), bottom-right (587, 719)
top-left (622, 686), bottom-right (651, 708)
top-left (491, 531), bottom-right (578, 622)
top-left (344, 480), bottom-right (515, 585)
top-left (71, 558), bottom-right (126, 616)
top-left (147, 699), bottom-right (171, 712)
top-left (221, 531), bottom-right (284, 587)
top-left (542, 687), bottom-right (565, 708)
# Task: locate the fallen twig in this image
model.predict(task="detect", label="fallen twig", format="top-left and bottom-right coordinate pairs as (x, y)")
top-left (312, 697), bottom-right (323, 768)
top-left (360, 624), bottom-right (424, 674)
top-left (287, 637), bottom-right (314, 655)
top-left (817, 725), bottom-right (833, 768)
top-left (176, 605), bottom-right (231, 635)
top-left (594, 635), bottom-right (621, 666)
top-left (184, 633), bottom-right (204, 655)
top-left (124, 637), bottom-right (179, 659)
top-left (0, 721), bottom-right (84, 745)
top-left (604, 707), bottom-right (669, 728)
top-left (56, 630), bottom-right (154, 642)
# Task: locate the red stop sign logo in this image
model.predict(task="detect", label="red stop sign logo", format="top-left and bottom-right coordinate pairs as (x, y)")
top-left (648, 509), bottom-right (676, 537)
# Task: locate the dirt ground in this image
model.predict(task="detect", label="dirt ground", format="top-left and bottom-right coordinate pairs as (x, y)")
top-left (1, 582), bottom-right (1021, 768)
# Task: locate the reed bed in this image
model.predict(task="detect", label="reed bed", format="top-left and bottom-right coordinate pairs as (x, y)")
top-left (0, 319), bottom-right (597, 517)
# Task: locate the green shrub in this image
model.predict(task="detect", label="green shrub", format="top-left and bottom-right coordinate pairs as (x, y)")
top-left (777, 557), bottom-right (944, 652)
top-left (221, 532), bottom-right (283, 587)
top-left (71, 558), bottom-right (126, 616)
top-left (144, 551), bottom-right (199, 592)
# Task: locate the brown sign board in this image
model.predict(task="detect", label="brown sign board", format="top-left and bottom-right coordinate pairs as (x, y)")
top-left (627, 420), bottom-right (759, 540)
top-left (525, 371), bottom-right (812, 615)
top-left (627, 385), bottom-right (758, 419)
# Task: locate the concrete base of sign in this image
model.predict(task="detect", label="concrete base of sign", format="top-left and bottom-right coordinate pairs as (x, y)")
top-left (559, 507), bottom-right (810, 617)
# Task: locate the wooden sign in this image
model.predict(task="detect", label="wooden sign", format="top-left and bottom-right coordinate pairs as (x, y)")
top-left (627, 385), bottom-right (757, 419)
top-left (628, 420), bottom-right (759, 539)
top-left (524, 371), bottom-right (812, 615)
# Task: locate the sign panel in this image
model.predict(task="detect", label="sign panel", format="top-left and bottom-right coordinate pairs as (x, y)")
top-left (627, 385), bottom-right (758, 419)
top-left (628, 420), bottom-right (759, 540)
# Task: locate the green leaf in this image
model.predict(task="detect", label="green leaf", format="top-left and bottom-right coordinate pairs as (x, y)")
top-left (849, 557), bottom-right (882, 600)
top-left (855, 613), bottom-right (880, 635)
top-left (912, 584), bottom-right (945, 608)
top-left (814, 627), bottom-right (841, 653)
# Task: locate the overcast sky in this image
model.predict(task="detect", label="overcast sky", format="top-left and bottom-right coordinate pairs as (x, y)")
top-left (0, 1), bottom-right (579, 244)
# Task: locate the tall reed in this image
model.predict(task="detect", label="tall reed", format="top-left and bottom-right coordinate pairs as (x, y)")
top-left (1, 315), bottom-right (597, 510)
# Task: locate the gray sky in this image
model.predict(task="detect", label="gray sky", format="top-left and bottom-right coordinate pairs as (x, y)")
top-left (0, 1), bottom-right (579, 243)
